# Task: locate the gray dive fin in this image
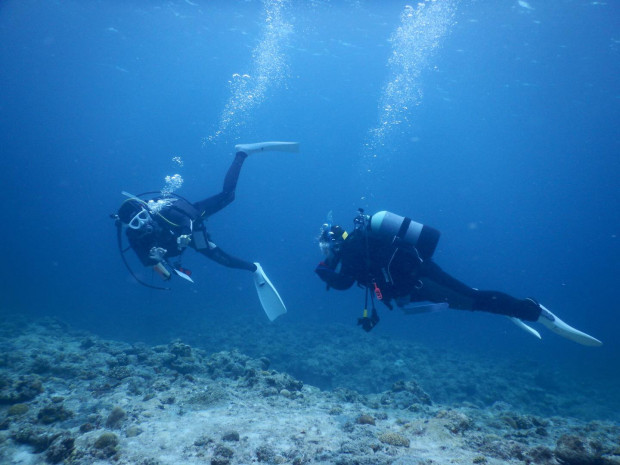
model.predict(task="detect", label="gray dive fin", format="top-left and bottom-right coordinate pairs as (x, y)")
top-left (400, 302), bottom-right (449, 315)
top-left (508, 317), bottom-right (541, 339)
top-left (253, 263), bottom-right (287, 321)
top-left (235, 141), bottom-right (300, 155)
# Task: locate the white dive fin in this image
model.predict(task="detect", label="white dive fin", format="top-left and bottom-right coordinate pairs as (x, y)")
top-left (508, 317), bottom-right (541, 339)
top-left (537, 304), bottom-right (602, 347)
top-left (173, 268), bottom-right (194, 283)
top-left (253, 263), bottom-right (287, 321)
top-left (235, 141), bottom-right (300, 155)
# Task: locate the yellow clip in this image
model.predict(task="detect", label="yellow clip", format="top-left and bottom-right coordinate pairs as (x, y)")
top-left (362, 308), bottom-right (368, 318)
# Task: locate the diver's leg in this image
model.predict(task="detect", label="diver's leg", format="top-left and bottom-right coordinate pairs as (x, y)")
top-left (194, 151), bottom-right (248, 217)
top-left (416, 261), bottom-right (601, 346)
top-left (193, 141), bottom-right (299, 217)
top-left (197, 242), bottom-right (256, 272)
top-left (414, 261), bottom-right (541, 321)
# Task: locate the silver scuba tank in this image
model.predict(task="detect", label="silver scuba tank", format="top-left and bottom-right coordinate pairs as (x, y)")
top-left (369, 211), bottom-right (440, 260)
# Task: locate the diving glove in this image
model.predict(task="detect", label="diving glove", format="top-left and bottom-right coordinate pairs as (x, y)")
top-left (149, 247), bottom-right (167, 262)
top-left (177, 234), bottom-right (191, 250)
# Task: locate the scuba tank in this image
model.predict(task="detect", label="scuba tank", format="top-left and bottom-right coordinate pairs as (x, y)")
top-left (369, 211), bottom-right (440, 260)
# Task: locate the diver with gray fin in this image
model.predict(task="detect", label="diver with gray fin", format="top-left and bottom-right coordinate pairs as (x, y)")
top-left (315, 209), bottom-right (602, 346)
top-left (112, 141), bottom-right (299, 321)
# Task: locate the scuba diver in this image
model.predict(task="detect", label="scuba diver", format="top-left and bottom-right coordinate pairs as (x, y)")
top-left (112, 141), bottom-right (299, 321)
top-left (315, 209), bottom-right (602, 346)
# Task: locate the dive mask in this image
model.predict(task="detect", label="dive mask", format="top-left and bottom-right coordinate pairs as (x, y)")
top-left (128, 207), bottom-right (152, 230)
top-left (319, 224), bottom-right (348, 256)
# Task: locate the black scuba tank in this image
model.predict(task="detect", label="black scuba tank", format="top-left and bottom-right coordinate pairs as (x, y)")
top-left (369, 211), bottom-right (440, 260)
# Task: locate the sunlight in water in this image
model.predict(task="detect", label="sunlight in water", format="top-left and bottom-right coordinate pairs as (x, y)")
top-left (204, 0), bottom-right (293, 146)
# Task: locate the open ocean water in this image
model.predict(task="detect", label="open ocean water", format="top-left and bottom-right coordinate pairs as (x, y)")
top-left (1, 1), bottom-right (619, 461)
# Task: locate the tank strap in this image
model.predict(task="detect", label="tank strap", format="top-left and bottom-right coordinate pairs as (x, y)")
top-left (168, 200), bottom-right (202, 223)
top-left (395, 217), bottom-right (412, 243)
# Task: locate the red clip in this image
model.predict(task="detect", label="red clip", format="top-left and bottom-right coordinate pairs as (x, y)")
top-left (373, 282), bottom-right (383, 300)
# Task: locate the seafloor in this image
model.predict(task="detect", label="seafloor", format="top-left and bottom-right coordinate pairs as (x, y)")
top-left (1, 315), bottom-right (619, 465)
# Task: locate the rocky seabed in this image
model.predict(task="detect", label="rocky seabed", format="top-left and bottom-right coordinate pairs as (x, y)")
top-left (1, 317), bottom-right (619, 465)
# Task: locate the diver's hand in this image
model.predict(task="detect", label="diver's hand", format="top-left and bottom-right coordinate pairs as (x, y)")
top-left (177, 235), bottom-right (191, 250)
top-left (149, 247), bottom-right (167, 261)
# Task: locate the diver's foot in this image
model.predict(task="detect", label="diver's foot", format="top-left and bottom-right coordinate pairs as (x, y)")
top-left (536, 303), bottom-right (602, 346)
top-left (253, 262), bottom-right (266, 286)
top-left (235, 141), bottom-right (300, 155)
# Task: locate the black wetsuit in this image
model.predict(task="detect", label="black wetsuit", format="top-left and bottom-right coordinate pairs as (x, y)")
top-left (126, 152), bottom-right (256, 272)
top-left (315, 228), bottom-right (542, 322)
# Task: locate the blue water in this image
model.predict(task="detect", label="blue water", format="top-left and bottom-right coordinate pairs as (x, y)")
top-left (1, 0), bottom-right (618, 405)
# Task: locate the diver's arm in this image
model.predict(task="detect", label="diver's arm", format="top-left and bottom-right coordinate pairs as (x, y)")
top-left (126, 231), bottom-right (158, 267)
top-left (315, 262), bottom-right (355, 290)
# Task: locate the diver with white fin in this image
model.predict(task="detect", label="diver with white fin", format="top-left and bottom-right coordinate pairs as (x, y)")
top-left (315, 209), bottom-right (602, 346)
top-left (112, 141), bottom-right (299, 321)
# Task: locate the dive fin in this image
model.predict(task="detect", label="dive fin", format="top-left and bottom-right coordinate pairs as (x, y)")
top-left (173, 268), bottom-right (194, 283)
top-left (235, 141), bottom-right (300, 155)
top-left (400, 302), bottom-right (449, 315)
top-left (253, 263), bottom-right (287, 321)
top-left (508, 317), bottom-right (541, 339)
top-left (537, 304), bottom-right (602, 346)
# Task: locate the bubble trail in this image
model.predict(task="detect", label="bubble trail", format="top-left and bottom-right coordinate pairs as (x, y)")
top-left (205, 0), bottom-right (293, 146)
top-left (361, 0), bottom-right (457, 199)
